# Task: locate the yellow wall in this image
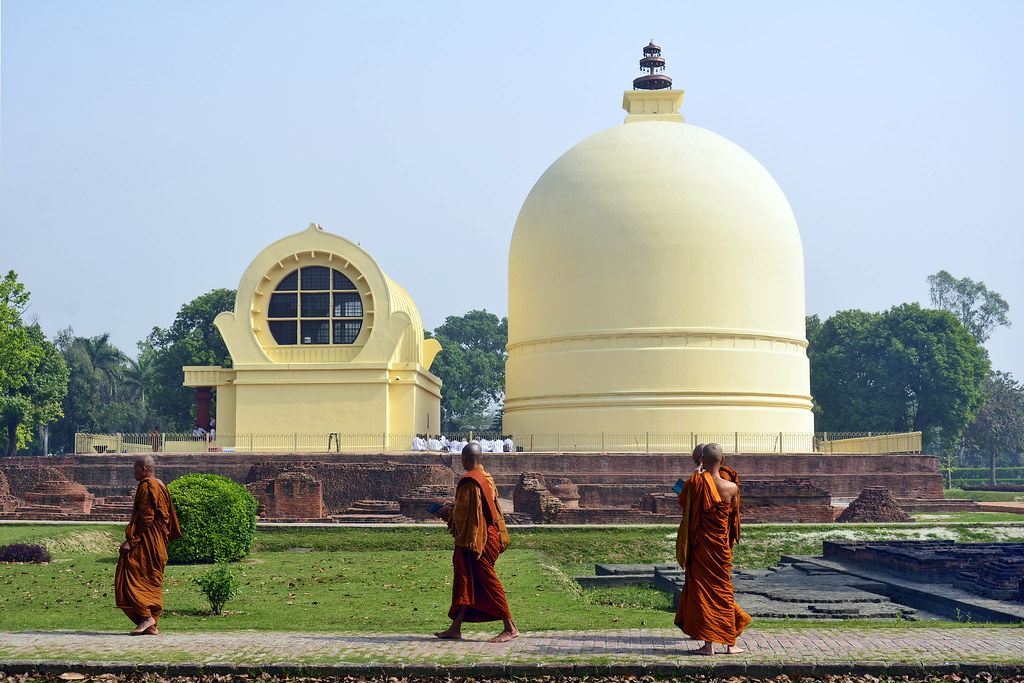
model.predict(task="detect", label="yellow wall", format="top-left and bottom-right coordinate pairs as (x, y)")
top-left (505, 91), bottom-right (813, 439)
top-left (183, 224), bottom-right (441, 438)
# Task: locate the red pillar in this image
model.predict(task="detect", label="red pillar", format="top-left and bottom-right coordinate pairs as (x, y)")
top-left (195, 386), bottom-right (213, 430)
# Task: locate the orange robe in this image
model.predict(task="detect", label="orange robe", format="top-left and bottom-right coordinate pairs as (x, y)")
top-left (447, 466), bottom-right (511, 622)
top-left (115, 477), bottom-right (181, 622)
top-left (674, 471), bottom-right (750, 645)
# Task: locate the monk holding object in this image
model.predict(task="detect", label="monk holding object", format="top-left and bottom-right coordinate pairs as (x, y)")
top-left (433, 443), bottom-right (518, 643)
top-left (675, 443), bottom-right (750, 655)
top-left (115, 455), bottom-right (181, 635)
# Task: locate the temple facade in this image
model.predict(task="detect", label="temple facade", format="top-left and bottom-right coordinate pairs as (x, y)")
top-left (183, 223), bottom-right (442, 442)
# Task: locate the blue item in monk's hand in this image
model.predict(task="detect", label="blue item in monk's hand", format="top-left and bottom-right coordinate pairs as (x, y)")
top-left (673, 478), bottom-right (685, 494)
top-left (428, 502), bottom-right (443, 514)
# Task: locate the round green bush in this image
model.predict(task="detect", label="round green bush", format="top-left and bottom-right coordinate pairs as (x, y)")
top-left (167, 474), bottom-right (258, 563)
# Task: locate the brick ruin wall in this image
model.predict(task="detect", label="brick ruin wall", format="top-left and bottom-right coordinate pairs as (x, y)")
top-left (0, 450), bottom-right (944, 523)
top-left (481, 452), bottom-right (944, 499)
top-left (244, 461), bottom-right (452, 514)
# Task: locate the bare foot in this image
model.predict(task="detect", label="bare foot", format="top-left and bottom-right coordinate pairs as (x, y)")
top-left (129, 617), bottom-right (156, 635)
top-left (725, 645), bottom-right (745, 654)
top-left (433, 629), bottom-right (462, 640)
top-left (692, 642), bottom-right (715, 656)
top-left (487, 628), bottom-right (520, 643)
top-left (144, 624), bottom-right (159, 636)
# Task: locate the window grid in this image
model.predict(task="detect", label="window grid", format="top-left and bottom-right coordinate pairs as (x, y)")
top-left (267, 266), bottom-right (365, 346)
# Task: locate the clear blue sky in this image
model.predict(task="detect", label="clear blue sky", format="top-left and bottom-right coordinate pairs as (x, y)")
top-left (2, 1), bottom-right (1021, 380)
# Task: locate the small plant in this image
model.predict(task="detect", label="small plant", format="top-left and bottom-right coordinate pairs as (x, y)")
top-left (0, 543), bottom-right (52, 563)
top-left (192, 563), bottom-right (241, 615)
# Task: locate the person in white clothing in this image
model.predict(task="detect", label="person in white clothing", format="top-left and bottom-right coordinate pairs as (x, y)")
top-left (502, 435), bottom-right (514, 452)
top-left (428, 435), bottom-right (441, 451)
top-left (412, 435), bottom-right (428, 451)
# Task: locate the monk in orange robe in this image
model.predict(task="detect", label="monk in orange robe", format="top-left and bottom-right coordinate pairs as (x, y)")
top-left (675, 443), bottom-right (750, 655)
top-left (689, 443), bottom-right (740, 541)
top-left (115, 455), bottom-right (181, 635)
top-left (434, 443), bottom-right (518, 643)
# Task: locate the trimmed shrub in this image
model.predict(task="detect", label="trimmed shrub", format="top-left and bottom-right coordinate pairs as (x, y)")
top-left (192, 563), bottom-right (241, 614)
top-left (167, 473), bottom-right (258, 563)
top-left (0, 543), bottom-right (52, 563)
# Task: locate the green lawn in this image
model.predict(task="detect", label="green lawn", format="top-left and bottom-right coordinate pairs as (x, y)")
top-left (1, 519), bottom-right (1022, 633)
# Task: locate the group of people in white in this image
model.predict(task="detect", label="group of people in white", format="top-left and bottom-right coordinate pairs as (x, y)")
top-left (410, 434), bottom-right (515, 453)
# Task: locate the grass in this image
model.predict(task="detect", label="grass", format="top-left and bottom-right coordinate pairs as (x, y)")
top-left (0, 518), bottom-right (1022, 635)
top-left (946, 487), bottom-right (1024, 503)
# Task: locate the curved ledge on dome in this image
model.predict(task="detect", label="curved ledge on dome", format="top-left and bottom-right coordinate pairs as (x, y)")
top-left (502, 390), bottom-right (815, 413)
top-left (507, 328), bottom-right (808, 353)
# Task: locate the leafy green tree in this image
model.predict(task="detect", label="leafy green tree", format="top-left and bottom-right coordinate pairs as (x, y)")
top-left (961, 371), bottom-right (1024, 484)
top-left (144, 289), bottom-right (235, 431)
top-left (809, 304), bottom-right (989, 453)
top-left (927, 270), bottom-right (1011, 343)
top-left (48, 330), bottom-right (148, 454)
top-left (0, 272), bottom-right (69, 456)
top-left (427, 310), bottom-right (508, 432)
top-left (0, 271), bottom-right (40, 396)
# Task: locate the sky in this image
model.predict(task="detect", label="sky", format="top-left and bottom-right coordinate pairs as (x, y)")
top-left (2, 1), bottom-right (1022, 380)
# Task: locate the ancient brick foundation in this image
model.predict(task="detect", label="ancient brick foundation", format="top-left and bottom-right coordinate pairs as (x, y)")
top-left (247, 469), bottom-right (327, 520)
top-left (824, 540), bottom-right (1024, 601)
top-left (637, 478), bottom-right (833, 523)
top-left (244, 460), bottom-right (451, 515)
top-left (0, 450), bottom-right (945, 524)
top-left (837, 487), bottom-right (914, 523)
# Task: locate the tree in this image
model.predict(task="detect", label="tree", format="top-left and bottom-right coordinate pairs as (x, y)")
top-left (809, 304), bottom-right (989, 453)
top-left (144, 289), bottom-right (235, 431)
top-left (961, 371), bottom-right (1024, 484)
top-left (48, 331), bottom-right (147, 454)
top-left (427, 310), bottom-right (508, 432)
top-left (0, 272), bottom-right (68, 456)
top-left (0, 271), bottom-right (40, 396)
top-left (927, 270), bottom-right (1011, 343)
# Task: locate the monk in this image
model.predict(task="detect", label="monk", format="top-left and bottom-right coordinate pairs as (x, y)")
top-left (433, 443), bottom-right (519, 643)
top-left (115, 455), bottom-right (181, 635)
top-left (675, 443), bottom-right (751, 655)
top-left (691, 443), bottom-right (740, 486)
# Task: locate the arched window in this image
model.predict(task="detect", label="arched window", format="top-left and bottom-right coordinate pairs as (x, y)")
top-left (267, 266), bottom-right (363, 345)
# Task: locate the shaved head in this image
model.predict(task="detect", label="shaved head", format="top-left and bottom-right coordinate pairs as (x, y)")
top-left (461, 442), bottom-right (483, 472)
top-left (701, 443), bottom-right (724, 468)
top-left (135, 455), bottom-right (155, 469)
top-left (691, 444), bottom-right (706, 464)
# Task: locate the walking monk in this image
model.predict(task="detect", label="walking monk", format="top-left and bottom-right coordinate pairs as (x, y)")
top-left (115, 455), bottom-right (181, 635)
top-left (675, 443), bottom-right (751, 655)
top-left (434, 443), bottom-right (519, 643)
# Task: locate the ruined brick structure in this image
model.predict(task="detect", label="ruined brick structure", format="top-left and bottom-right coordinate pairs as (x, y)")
top-left (244, 460), bottom-right (451, 515)
top-left (512, 472), bottom-right (564, 523)
top-left (398, 484), bottom-right (455, 521)
top-left (824, 540), bottom-right (1024, 602)
top-left (0, 449), bottom-right (951, 524)
top-left (637, 477), bottom-right (833, 523)
top-left (246, 469), bottom-right (327, 520)
top-left (837, 487), bottom-right (914, 523)
top-left (0, 470), bottom-right (19, 512)
top-left (742, 478), bottom-right (834, 523)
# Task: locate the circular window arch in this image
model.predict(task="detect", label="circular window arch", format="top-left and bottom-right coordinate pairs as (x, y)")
top-left (266, 266), bottom-right (364, 345)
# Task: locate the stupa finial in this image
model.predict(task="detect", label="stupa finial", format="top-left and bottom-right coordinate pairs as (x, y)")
top-left (633, 40), bottom-right (673, 90)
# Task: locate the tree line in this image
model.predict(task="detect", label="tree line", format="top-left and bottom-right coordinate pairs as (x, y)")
top-left (1, 268), bottom-right (1020, 482)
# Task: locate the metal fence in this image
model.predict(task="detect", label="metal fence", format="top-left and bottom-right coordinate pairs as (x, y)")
top-left (75, 430), bottom-right (922, 455)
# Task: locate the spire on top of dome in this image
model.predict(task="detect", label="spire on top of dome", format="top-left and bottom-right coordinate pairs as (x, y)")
top-left (633, 40), bottom-right (672, 90)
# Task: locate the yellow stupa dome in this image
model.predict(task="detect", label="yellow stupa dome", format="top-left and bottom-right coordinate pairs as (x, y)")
top-left (504, 85), bottom-right (814, 446)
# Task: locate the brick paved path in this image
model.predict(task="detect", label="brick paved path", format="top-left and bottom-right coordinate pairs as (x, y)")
top-left (1, 627), bottom-right (1023, 667)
